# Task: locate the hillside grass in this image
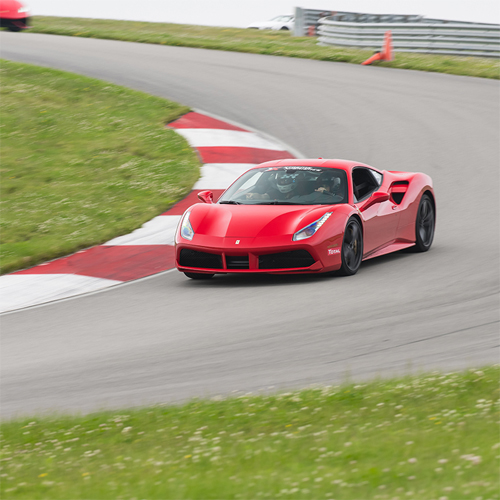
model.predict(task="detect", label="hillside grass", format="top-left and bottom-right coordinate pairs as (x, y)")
top-left (28, 16), bottom-right (500, 80)
top-left (0, 60), bottom-right (200, 274)
top-left (1, 366), bottom-right (498, 499)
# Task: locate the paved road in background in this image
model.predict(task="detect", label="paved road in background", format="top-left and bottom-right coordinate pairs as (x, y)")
top-left (1, 33), bottom-right (498, 418)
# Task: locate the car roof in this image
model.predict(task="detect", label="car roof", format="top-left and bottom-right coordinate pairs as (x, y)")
top-left (249, 158), bottom-right (379, 174)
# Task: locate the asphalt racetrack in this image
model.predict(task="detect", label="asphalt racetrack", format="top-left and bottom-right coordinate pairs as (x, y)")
top-left (1, 33), bottom-right (499, 418)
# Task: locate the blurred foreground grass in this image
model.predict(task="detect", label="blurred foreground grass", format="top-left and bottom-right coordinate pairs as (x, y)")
top-left (29, 16), bottom-right (500, 80)
top-left (0, 60), bottom-right (199, 274)
top-left (1, 366), bottom-right (498, 499)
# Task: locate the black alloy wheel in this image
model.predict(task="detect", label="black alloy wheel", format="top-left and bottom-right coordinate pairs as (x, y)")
top-left (414, 194), bottom-right (435, 252)
top-left (338, 217), bottom-right (363, 276)
top-left (184, 272), bottom-right (214, 280)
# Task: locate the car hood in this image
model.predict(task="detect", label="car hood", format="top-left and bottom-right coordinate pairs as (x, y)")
top-left (188, 203), bottom-right (341, 238)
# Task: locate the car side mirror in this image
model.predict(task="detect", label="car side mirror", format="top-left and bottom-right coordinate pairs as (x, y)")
top-left (197, 190), bottom-right (214, 204)
top-left (359, 191), bottom-right (390, 212)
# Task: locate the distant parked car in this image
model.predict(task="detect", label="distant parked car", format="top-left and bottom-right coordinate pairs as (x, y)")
top-left (247, 15), bottom-right (294, 31)
top-left (0, 0), bottom-right (30, 32)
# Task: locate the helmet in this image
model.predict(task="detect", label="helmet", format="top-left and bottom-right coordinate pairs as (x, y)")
top-left (276, 171), bottom-right (297, 193)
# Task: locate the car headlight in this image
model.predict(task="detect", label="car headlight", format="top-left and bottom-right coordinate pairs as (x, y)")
top-left (180, 211), bottom-right (194, 240)
top-left (18, 6), bottom-right (30, 13)
top-left (293, 212), bottom-right (332, 241)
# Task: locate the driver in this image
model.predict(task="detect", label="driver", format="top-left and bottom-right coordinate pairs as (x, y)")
top-left (246, 170), bottom-right (300, 200)
top-left (275, 171), bottom-right (298, 198)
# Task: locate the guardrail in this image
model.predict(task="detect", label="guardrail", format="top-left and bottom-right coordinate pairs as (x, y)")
top-left (294, 7), bottom-right (423, 37)
top-left (294, 7), bottom-right (500, 58)
top-left (317, 19), bottom-right (500, 58)
top-left (294, 8), bottom-right (334, 37)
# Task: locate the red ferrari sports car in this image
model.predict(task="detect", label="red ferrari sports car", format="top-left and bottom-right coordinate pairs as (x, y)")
top-left (175, 159), bottom-right (435, 279)
top-left (0, 0), bottom-right (30, 31)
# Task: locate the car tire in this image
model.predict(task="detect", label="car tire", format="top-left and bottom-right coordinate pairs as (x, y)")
top-left (184, 272), bottom-right (214, 280)
top-left (413, 194), bottom-right (435, 252)
top-left (338, 217), bottom-right (363, 276)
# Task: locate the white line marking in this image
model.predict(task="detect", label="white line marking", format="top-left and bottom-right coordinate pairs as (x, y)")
top-left (192, 108), bottom-right (306, 159)
top-left (0, 274), bottom-right (121, 313)
top-left (176, 128), bottom-right (287, 151)
top-left (193, 163), bottom-right (257, 189)
top-left (103, 215), bottom-right (182, 246)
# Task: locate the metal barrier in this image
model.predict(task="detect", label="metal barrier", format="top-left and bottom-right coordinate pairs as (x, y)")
top-left (294, 7), bottom-right (423, 37)
top-left (317, 19), bottom-right (500, 57)
top-left (294, 7), bottom-right (500, 58)
top-left (294, 8), bottom-right (335, 37)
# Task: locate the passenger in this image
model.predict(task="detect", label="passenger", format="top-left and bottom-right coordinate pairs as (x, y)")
top-left (315, 172), bottom-right (334, 193)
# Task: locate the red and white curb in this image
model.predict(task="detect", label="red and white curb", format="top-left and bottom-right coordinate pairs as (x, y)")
top-left (0, 111), bottom-right (299, 313)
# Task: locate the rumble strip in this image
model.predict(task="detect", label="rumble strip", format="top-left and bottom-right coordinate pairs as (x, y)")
top-left (0, 112), bottom-right (297, 313)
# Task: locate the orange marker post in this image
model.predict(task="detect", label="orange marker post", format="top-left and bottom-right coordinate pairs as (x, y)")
top-left (362, 30), bottom-right (393, 65)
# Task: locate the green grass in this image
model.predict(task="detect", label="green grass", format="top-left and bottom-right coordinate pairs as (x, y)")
top-left (1, 366), bottom-right (498, 499)
top-left (0, 60), bottom-right (200, 274)
top-left (29, 16), bottom-right (500, 79)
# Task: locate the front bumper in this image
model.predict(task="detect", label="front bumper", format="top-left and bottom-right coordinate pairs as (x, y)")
top-left (176, 236), bottom-right (342, 275)
top-left (0, 17), bottom-right (30, 30)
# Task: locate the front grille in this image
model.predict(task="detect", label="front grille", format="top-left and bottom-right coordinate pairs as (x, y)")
top-left (226, 255), bottom-right (249, 269)
top-left (259, 250), bottom-right (315, 269)
top-left (179, 249), bottom-right (223, 269)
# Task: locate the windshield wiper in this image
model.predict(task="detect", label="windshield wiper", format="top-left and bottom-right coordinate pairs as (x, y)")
top-left (219, 200), bottom-right (242, 205)
top-left (255, 201), bottom-right (298, 205)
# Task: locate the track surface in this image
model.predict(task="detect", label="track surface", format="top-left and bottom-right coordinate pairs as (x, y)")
top-left (1, 33), bottom-right (499, 418)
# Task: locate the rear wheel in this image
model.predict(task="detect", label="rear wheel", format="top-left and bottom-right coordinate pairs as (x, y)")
top-left (184, 272), bottom-right (214, 280)
top-left (338, 218), bottom-right (363, 276)
top-left (413, 194), bottom-right (435, 252)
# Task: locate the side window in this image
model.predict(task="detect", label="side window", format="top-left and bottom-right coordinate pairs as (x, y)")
top-left (352, 168), bottom-right (382, 202)
top-left (370, 169), bottom-right (383, 186)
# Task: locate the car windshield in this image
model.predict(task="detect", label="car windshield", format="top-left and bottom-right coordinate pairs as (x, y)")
top-left (218, 166), bottom-right (348, 205)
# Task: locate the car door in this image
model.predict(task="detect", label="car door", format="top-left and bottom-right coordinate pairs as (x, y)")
top-left (352, 167), bottom-right (399, 255)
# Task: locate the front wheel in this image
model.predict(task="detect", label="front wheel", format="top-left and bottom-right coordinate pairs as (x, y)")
top-left (184, 272), bottom-right (214, 280)
top-left (413, 194), bottom-right (435, 252)
top-left (338, 218), bottom-right (363, 276)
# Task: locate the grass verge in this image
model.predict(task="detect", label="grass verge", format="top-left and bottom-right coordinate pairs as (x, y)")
top-left (0, 59), bottom-right (200, 274)
top-left (28, 16), bottom-right (500, 80)
top-left (1, 366), bottom-right (498, 499)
